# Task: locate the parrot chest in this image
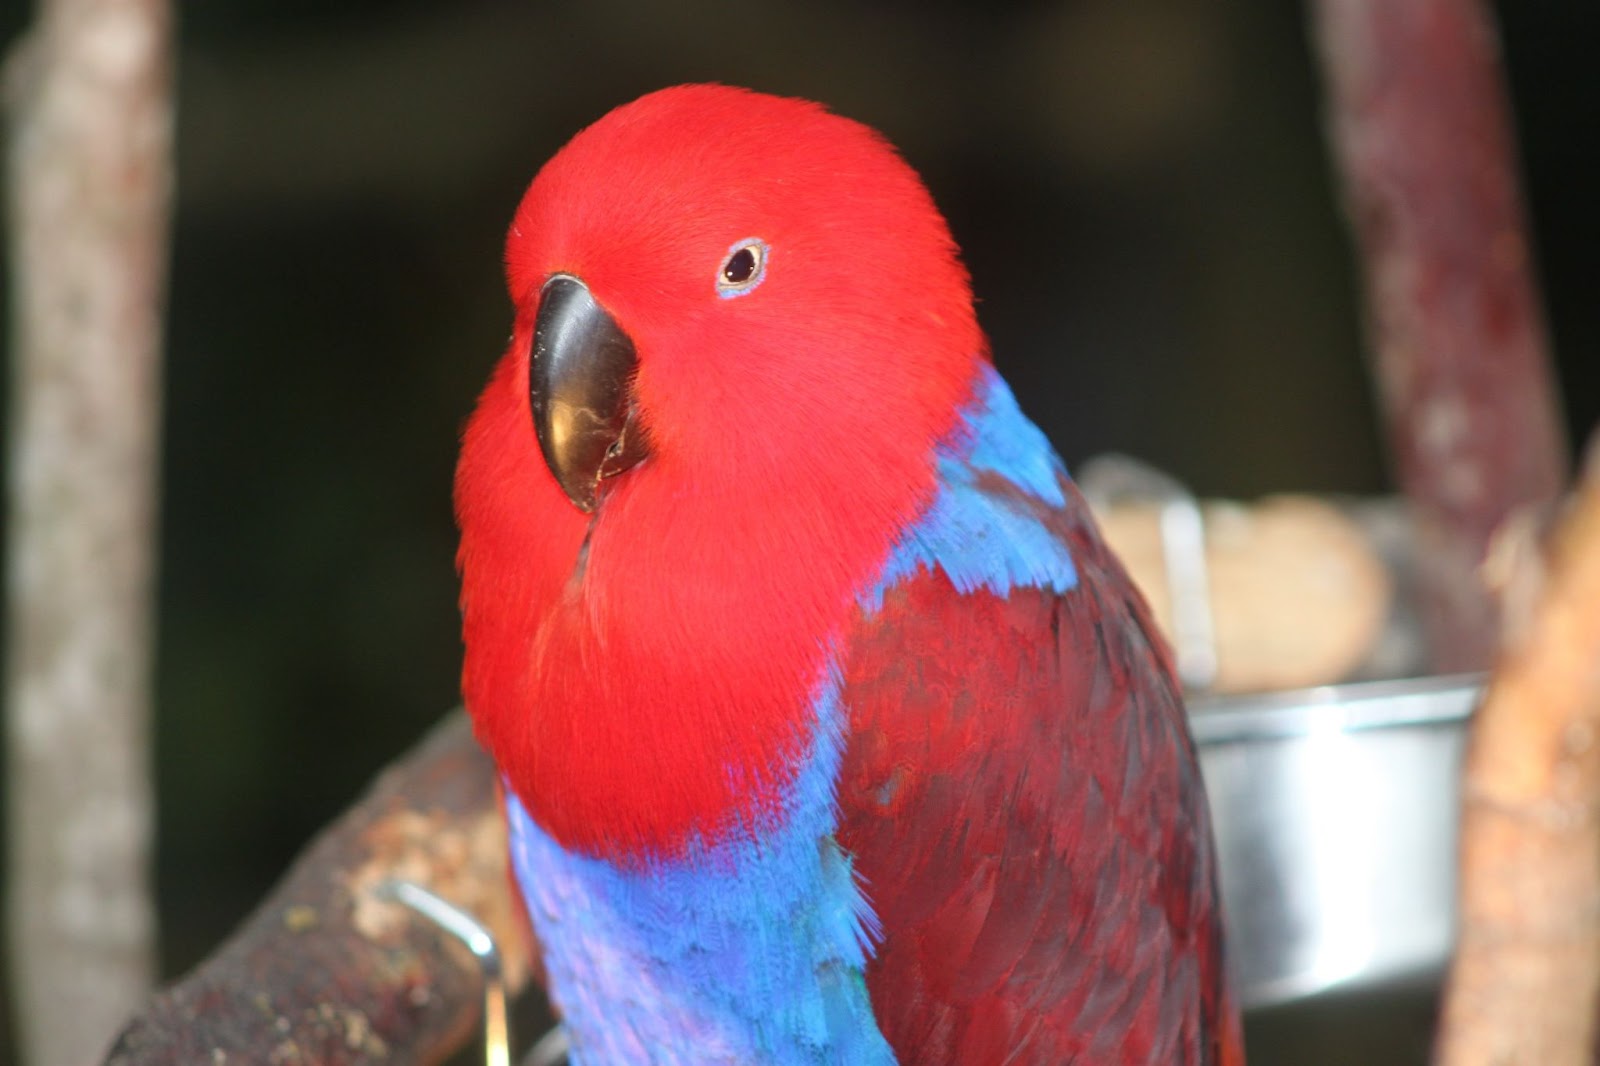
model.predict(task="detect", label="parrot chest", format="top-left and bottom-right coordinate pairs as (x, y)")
top-left (503, 368), bottom-right (1088, 1064)
top-left (504, 679), bottom-right (896, 1066)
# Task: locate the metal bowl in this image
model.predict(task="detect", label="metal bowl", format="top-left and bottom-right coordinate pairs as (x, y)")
top-left (1191, 674), bottom-right (1481, 1009)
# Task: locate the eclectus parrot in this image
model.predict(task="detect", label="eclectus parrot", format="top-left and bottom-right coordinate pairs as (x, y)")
top-left (456, 84), bottom-right (1242, 1065)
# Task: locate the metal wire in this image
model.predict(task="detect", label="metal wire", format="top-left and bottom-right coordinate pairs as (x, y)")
top-left (376, 880), bottom-right (511, 1066)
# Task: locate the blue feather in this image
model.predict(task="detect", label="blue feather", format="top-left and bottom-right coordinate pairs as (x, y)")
top-left (862, 365), bottom-right (1078, 610)
top-left (507, 364), bottom-right (1078, 1063)
top-left (507, 674), bottom-right (894, 1065)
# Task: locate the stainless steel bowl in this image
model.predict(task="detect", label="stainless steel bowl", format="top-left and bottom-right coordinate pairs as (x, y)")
top-left (1191, 674), bottom-right (1481, 1009)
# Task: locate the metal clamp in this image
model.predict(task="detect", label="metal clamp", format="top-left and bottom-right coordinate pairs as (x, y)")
top-left (1077, 454), bottom-right (1219, 692)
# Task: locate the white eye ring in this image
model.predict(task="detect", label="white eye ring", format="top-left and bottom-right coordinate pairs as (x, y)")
top-left (716, 239), bottom-right (768, 298)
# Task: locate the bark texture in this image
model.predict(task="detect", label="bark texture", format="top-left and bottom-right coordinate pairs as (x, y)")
top-left (1435, 432), bottom-right (1600, 1065)
top-left (4, 1), bottom-right (174, 1062)
top-left (1311, 0), bottom-right (1568, 672)
top-left (103, 714), bottom-right (537, 1066)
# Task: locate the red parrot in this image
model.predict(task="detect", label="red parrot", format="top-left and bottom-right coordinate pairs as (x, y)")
top-left (455, 84), bottom-right (1242, 1065)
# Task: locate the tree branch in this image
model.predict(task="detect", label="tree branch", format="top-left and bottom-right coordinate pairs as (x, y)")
top-left (1435, 432), bottom-right (1600, 1064)
top-left (103, 714), bottom-right (537, 1066)
top-left (4, 1), bottom-right (174, 1062)
top-left (1310, 0), bottom-right (1568, 673)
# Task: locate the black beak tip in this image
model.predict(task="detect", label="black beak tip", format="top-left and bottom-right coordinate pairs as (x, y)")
top-left (529, 275), bottom-right (646, 513)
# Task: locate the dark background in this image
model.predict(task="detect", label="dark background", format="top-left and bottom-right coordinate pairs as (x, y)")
top-left (0, 1), bottom-right (1593, 1060)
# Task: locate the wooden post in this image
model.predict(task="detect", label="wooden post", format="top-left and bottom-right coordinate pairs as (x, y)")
top-left (1435, 433), bottom-right (1600, 1064)
top-left (1310, 0), bottom-right (1568, 673)
top-left (4, 1), bottom-right (174, 1062)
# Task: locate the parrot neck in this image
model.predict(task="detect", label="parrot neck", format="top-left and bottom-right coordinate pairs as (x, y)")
top-left (503, 367), bottom-right (1081, 1064)
top-left (463, 349), bottom-right (984, 861)
top-left (506, 673), bottom-right (897, 1065)
top-left (862, 364), bottom-right (1079, 608)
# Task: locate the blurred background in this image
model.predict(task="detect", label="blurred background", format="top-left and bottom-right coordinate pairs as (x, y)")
top-left (0, 0), bottom-right (1593, 1061)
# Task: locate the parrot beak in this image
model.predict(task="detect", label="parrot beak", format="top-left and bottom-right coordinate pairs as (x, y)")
top-left (529, 274), bottom-right (648, 513)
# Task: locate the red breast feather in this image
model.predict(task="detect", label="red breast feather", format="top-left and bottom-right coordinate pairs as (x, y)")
top-left (456, 85), bottom-right (982, 860)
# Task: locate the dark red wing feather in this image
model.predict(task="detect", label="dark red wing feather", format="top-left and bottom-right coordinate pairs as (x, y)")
top-left (836, 479), bottom-right (1243, 1064)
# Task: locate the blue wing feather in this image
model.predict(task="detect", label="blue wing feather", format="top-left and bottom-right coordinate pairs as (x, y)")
top-left (863, 368), bottom-right (1076, 609)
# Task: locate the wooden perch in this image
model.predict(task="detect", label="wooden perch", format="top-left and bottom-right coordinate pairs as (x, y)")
top-left (1435, 432), bottom-right (1600, 1065)
top-left (1310, 0), bottom-right (1568, 673)
top-left (104, 715), bottom-right (537, 1066)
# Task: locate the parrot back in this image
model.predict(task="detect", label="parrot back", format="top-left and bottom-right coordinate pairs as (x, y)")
top-left (834, 367), bottom-right (1240, 1063)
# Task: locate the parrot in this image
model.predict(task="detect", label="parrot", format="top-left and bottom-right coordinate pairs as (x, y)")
top-left (455, 84), bottom-right (1242, 1065)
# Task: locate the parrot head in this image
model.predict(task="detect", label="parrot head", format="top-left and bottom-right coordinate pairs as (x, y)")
top-left (457, 85), bottom-right (984, 859)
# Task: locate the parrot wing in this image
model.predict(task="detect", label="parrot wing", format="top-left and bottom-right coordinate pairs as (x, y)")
top-left (835, 471), bottom-right (1242, 1065)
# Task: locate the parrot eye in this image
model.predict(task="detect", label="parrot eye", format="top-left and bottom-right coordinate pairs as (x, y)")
top-left (716, 239), bottom-right (767, 298)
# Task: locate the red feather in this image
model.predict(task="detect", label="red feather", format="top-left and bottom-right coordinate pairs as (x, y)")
top-left (458, 86), bottom-right (981, 860)
top-left (457, 85), bottom-right (1243, 1062)
top-left (836, 477), bottom-right (1244, 1064)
